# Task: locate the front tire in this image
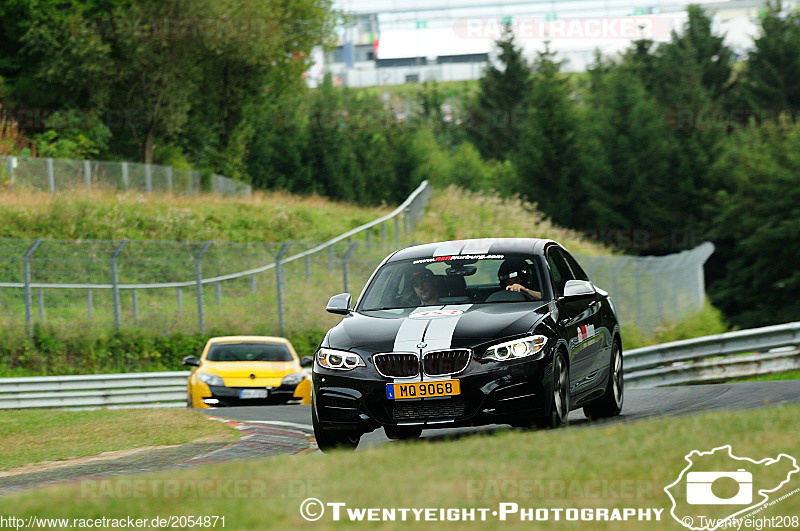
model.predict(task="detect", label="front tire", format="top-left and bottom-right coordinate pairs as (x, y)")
top-left (583, 338), bottom-right (623, 420)
top-left (512, 350), bottom-right (569, 429)
top-left (312, 401), bottom-right (360, 453)
top-left (535, 350), bottom-right (570, 428)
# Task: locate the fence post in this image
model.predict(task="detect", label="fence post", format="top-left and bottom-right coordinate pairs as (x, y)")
top-left (176, 288), bottom-right (183, 313)
top-left (215, 283), bottom-right (221, 304)
top-left (366, 229), bottom-right (371, 249)
top-left (275, 243), bottom-right (291, 334)
top-left (38, 289), bottom-right (45, 322)
top-left (250, 275), bottom-right (256, 292)
top-left (23, 238), bottom-right (44, 337)
top-left (342, 242), bottom-right (359, 293)
top-left (132, 289), bottom-right (139, 321)
top-left (122, 162), bottom-right (129, 192)
top-left (84, 160), bottom-right (91, 189)
top-left (166, 166), bottom-right (173, 194)
top-left (87, 289), bottom-right (93, 319)
top-left (394, 217), bottom-right (400, 244)
top-left (328, 246), bottom-right (334, 270)
top-left (6, 156), bottom-right (14, 190)
top-left (381, 222), bottom-right (386, 242)
top-left (195, 242), bottom-right (213, 333)
top-left (403, 208), bottom-right (409, 236)
top-left (145, 164), bottom-right (152, 194)
top-left (46, 158), bottom-right (55, 195)
top-left (111, 239), bottom-right (130, 329)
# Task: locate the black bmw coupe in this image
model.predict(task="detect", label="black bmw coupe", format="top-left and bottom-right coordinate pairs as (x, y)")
top-left (312, 238), bottom-right (623, 452)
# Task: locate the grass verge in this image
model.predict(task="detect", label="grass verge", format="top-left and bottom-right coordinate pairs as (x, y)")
top-left (732, 370), bottom-right (800, 383)
top-left (0, 409), bottom-right (239, 471)
top-left (0, 405), bottom-right (797, 529)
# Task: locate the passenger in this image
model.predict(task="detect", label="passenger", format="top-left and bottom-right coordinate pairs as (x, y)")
top-left (497, 258), bottom-right (542, 299)
top-left (411, 268), bottom-right (440, 305)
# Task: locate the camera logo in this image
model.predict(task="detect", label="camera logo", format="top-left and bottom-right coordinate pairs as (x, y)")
top-left (686, 469), bottom-right (752, 505)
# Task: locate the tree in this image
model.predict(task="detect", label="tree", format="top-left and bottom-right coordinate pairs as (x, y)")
top-left (468, 24), bottom-right (532, 161)
top-left (707, 126), bottom-right (800, 327)
top-left (741, 1), bottom-right (800, 110)
top-left (581, 65), bottom-right (680, 233)
top-left (512, 44), bottom-right (589, 227)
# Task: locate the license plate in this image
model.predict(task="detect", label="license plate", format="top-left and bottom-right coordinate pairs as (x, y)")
top-left (239, 389), bottom-right (269, 399)
top-left (386, 380), bottom-right (460, 400)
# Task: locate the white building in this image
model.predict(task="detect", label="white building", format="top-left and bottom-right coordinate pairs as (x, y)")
top-left (309, 0), bottom-right (773, 87)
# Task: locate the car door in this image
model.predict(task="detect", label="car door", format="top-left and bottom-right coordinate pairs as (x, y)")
top-left (561, 250), bottom-right (610, 389)
top-left (546, 246), bottom-right (596, 398)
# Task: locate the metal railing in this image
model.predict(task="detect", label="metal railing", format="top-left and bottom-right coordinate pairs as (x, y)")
top-left (0, 180), bottom-right (432, 335)
top-left (3, 155), bottom-right (250, 196)
top-left (3, 322), bottom-right (799, 409)
top-left (0, 372), bottom-right (188, 409)
top-left (624, 321), bottom-right (800, 388)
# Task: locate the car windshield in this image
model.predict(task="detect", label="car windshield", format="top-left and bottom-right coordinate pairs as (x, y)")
top-left (359, 255), bottom-right (548, 311)
top-left (207, 342), bottom-right (293, 362)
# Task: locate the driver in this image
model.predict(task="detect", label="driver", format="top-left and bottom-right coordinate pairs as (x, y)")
top-left (411, 267), bottom-right (440, 305)
top-left (498, 258), bottom-right (542, 299)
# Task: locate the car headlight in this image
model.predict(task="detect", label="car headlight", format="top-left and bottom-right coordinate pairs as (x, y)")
top-left (197, 372), bottom-right (224, 387)
top-left (484, 335), bottom-right (548, 361)
top-left (316, 348), bottom-right (365, 371)
top-left (281, 372), bottom-right (305, 386)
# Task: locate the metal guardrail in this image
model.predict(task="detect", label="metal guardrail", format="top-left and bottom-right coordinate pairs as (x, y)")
top-left (3, 322), bottom-right (799, 409)
top-left (624, 321), bottom-right (800, 388)
top-left (0, 372), bottom-right (189, 409)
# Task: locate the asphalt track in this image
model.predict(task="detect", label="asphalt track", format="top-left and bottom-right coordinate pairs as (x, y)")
top-left (205, 380), bottom-right (800, 448)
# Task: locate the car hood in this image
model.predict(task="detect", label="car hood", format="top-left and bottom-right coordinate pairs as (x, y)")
top-left (200, 361), bottom-right (300, 378)
top-left (327, 302), bottom-right (551, 353)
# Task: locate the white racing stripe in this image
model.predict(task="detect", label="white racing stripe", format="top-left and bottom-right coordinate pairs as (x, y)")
top-left (393, 308), bottom-right (433, 352)
top-left (421, 304), bottom-right (472, 352)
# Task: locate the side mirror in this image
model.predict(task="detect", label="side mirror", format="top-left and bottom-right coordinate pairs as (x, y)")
top-left (300, 356), bottom-right (314, 368)
top-left (182, 355), bottom-right (200, 367)
top-left (326, 293), bottom-right (352, 315)
top-left (562, 279), bottom-right (596, 300)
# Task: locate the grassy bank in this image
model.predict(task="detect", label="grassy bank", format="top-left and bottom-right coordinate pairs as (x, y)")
top-left (0, 409), bottom-right (239, 471)
top-left (1, 405), bottom-right (797, 529)
top-left (0, 189), bottom-right (391, 242)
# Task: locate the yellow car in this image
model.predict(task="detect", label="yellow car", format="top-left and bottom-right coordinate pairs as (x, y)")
top-left (182, 336), bottom-right (312, 408)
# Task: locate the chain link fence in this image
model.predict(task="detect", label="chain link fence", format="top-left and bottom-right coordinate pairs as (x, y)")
top-left (0, 182), bottom-right (432, 337)
top-left (3, 155), bottom-right (250, 196)
top-left (0, 233), bottom-right (713, 339)
top-left (575, 242), bottom-right (715, 333)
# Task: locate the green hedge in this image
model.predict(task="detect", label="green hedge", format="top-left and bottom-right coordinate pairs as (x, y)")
top-left (0, 325), bottom-right (326, 377)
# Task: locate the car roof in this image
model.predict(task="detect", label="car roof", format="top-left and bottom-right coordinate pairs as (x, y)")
top-left (387, 238), bottom-right (555, 263)
top-left (206, 336), bottom-right (291, 345)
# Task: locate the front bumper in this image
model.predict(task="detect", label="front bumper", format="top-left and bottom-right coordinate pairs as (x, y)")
top-left (200, 382), bottom-right (303, 407)
top-left (313, 351), bottom-right (555, 433)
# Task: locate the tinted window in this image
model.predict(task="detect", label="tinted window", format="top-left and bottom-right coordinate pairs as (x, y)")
top-left (358, 255), bottom-right (547, 310)
top-left (562, 250), bottom-right (590, 281)
top-left (207, 342), bottom-right (293, 362)
top-left (546, 248), bottom-right (575, 297)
